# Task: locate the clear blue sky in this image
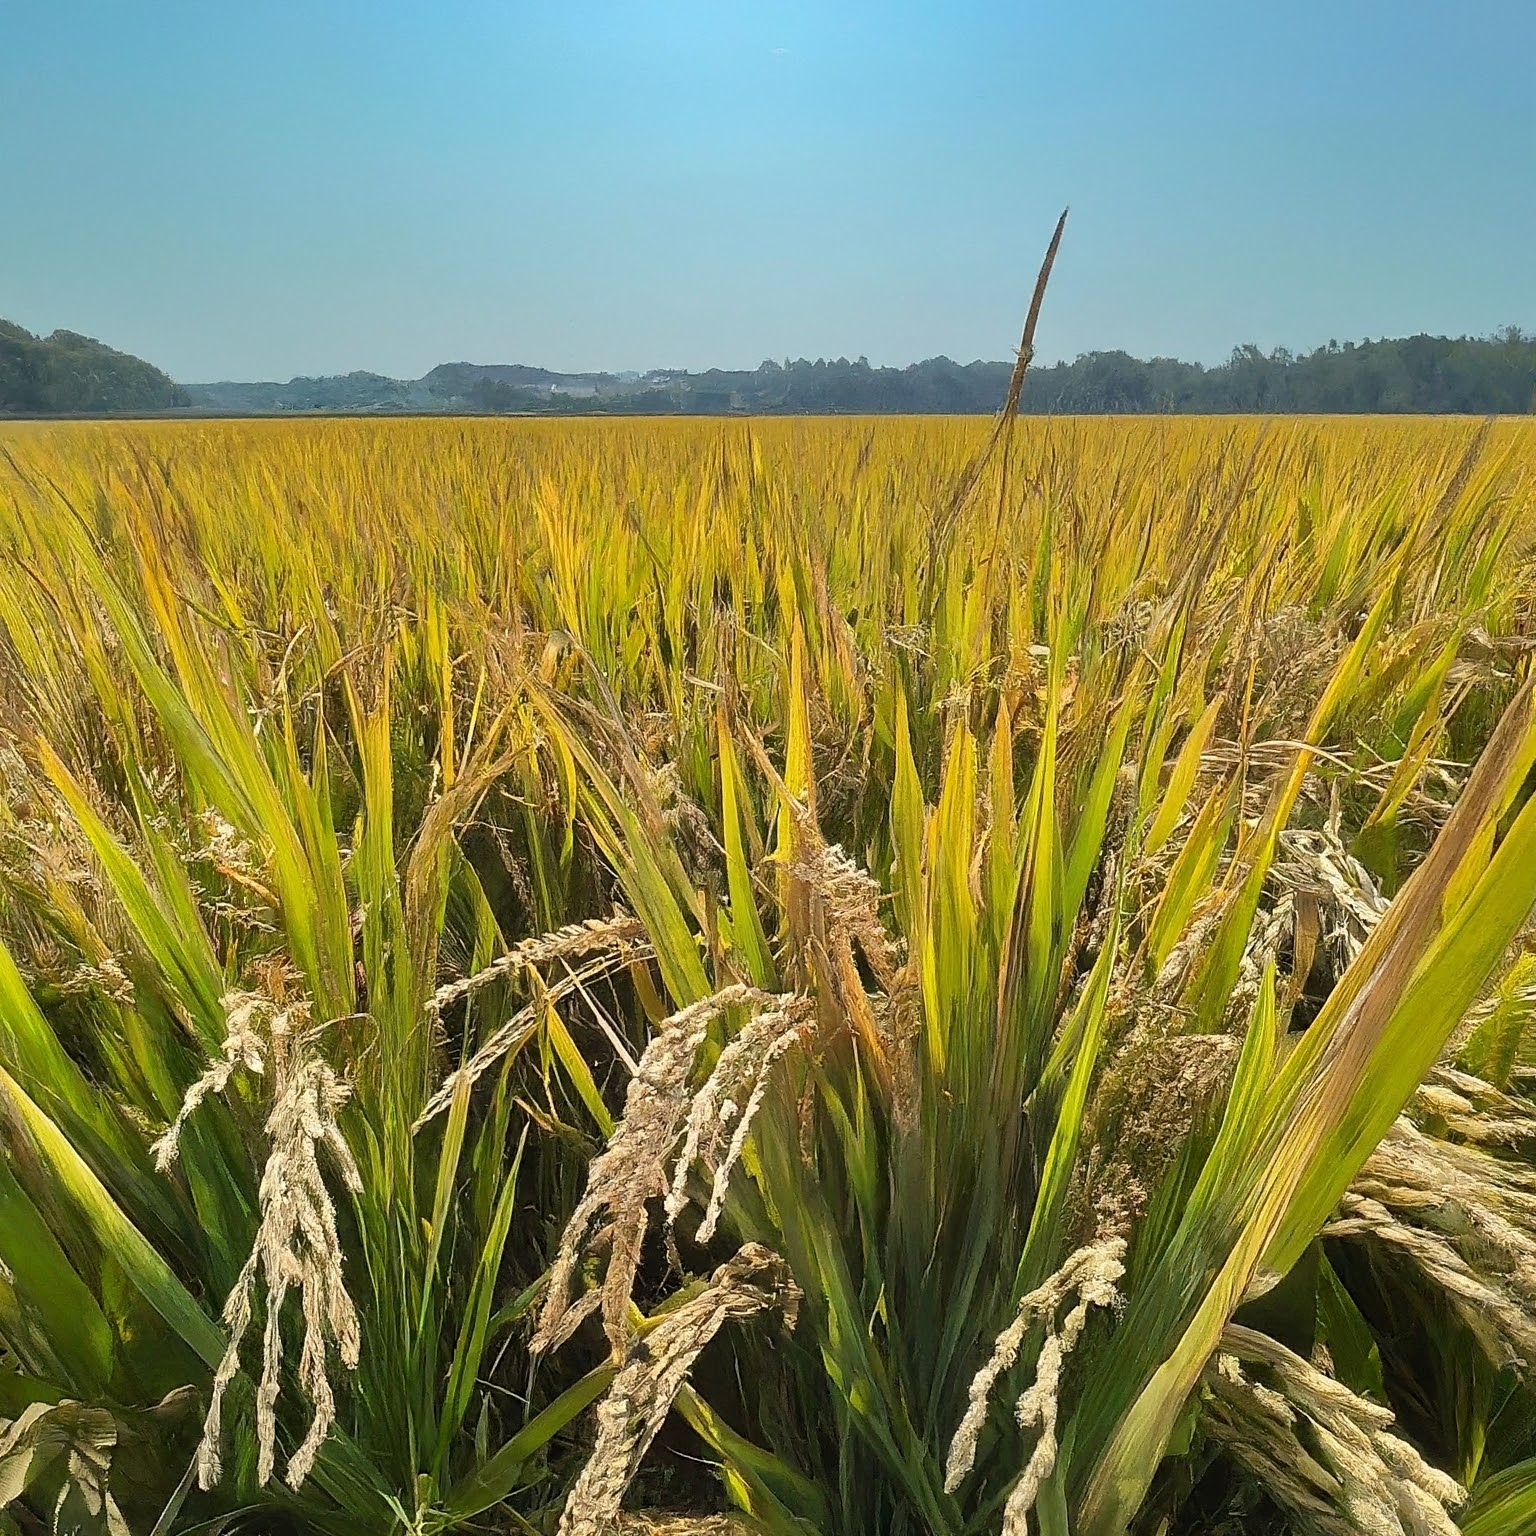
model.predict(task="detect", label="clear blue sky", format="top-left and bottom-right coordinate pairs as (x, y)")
top-left (4, 1), bottom-right (1533, 382)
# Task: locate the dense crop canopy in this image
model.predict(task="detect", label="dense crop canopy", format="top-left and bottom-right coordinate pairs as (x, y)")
top-left (0, 415), bottom-right (1533, 1535)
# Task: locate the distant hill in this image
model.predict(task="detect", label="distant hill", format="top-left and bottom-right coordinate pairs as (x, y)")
top-left (187, 330), bottom-right (1536, 417)
top-left (0, 319), bottom-right (189, 415)
top-left (190, 371), bottom-right (419, 414)
top-left (189, 361), bottom-right (674, 414)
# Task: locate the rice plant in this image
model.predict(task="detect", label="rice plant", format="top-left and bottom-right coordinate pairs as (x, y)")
top-left (0, 410), bottom-right (1534, 1534)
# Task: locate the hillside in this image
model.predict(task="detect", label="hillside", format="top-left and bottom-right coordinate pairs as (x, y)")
top-left (0, 319), bottom-right (189, 414)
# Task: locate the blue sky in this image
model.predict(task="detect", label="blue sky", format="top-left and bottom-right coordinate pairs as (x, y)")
top-left (4, 1), bottom-right (1533, 382)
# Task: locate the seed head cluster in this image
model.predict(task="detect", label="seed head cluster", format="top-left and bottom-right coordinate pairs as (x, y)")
top-left (154, 985), bottom-right (362, 1491)
top-left (1204, 1324), bottom-right (1465, 1536)
top-left (945, 1238), bottom-right (1126, 1532)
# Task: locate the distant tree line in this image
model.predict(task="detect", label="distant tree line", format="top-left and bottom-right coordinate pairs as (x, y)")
top-left (0, 319), bottom-right (188, 414)
top-left (1017, 329), bottom-right (1536, 414)
top-left (8, 314), bottom-right (1536, 417)
top-left (594, 329), bottom-right (1536, 416)
top-left (448, 329), bottom-right (1536, 416)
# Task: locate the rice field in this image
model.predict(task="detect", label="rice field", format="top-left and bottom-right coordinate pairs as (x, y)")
top-left (1, 414), bottom-right (1535, 1536)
